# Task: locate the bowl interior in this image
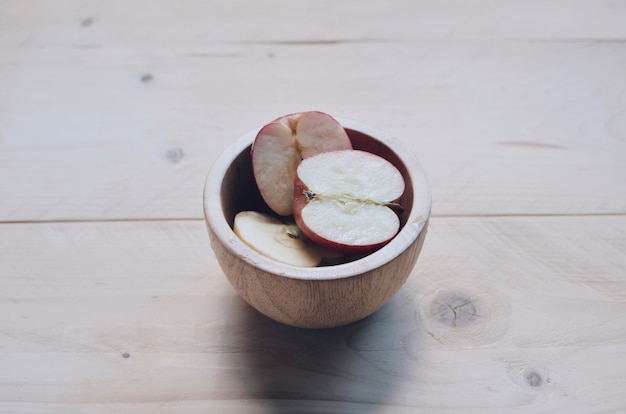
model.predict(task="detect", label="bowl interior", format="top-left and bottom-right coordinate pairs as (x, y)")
top-left (204, 118), bottom-right (431, 280)
top-left (219, 128), bottom-right (415, 237)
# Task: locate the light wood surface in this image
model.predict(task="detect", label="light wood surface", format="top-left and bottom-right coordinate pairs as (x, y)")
top-left (1, 1), bottom-right (625, 412)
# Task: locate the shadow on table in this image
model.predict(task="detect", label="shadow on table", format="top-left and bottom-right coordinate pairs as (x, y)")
top-left (224, 289), bottom-right (421, 413)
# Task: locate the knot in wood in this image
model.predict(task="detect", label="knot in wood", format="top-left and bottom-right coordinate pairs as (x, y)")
top-left (429, 291), bottom-right (478, 327)
top-left (166, 148), bottom-right (184, 163)
top-left (81, 17), bottom-right (94, 27)
top-left (140, 73), bottom-right (154, 83)
top-left (525, 370), bottom-right (543, 388)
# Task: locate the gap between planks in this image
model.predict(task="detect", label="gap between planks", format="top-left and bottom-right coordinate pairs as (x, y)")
top-left (0, 212), bottom-right (624, 225)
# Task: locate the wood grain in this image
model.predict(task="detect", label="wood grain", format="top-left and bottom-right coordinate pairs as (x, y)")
top-left (1, 0), bottom-right (625, 45)
top-left (1, 217), bottom-right (625, 412)
top-left (1, 8), bottom-right (626, 221)
top-left (1, 1), bottom-right (625, 412)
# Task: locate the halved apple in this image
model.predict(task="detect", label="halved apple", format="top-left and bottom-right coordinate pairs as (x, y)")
top-left (233, 211), bottom-right (322, 267)
top-left (293, 150), bottom-right (405, 254)
top-left (251, 111), bottom-right (352, 216)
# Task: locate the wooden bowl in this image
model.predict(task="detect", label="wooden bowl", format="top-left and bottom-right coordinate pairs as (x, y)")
top-left (203, 118), bottom-right (431, 328)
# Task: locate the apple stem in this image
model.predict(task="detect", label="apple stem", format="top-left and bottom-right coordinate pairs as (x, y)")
top-left (304, 190), bottom-right (317, 202)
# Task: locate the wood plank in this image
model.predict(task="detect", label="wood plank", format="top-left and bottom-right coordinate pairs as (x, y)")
top-left (1, 0), bottom-right (626, 46)
top-left (1, 217), bottom-right (624, 412)
top-left (1, 40), bottom-right (625, 220)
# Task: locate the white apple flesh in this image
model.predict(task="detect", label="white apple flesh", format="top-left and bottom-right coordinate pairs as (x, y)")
top-left (251, 111), bottom-right (352, 216)
top-left (293, 150), bottom-right (405, 254)
top-left (233, 211), bottom-right (322, 267)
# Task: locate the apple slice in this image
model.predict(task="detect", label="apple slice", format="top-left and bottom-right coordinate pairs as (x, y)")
top-left (293, 150), bottom-right (405, 254)
top-left (251, 111), bottom-right (352, 216)
top-left (233, 211), bottom-right (322, 267)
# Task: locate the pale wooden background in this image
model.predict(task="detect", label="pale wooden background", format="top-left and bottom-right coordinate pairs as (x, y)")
top-left (1, 1), bottom-right (625, 413)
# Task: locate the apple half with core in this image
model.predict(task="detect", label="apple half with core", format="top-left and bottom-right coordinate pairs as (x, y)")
top-left (233, 211), bottom-right (323, 267)
top-left (293, 150), bottom-right (405, 254)
top-left (251, 111), bottom-right (352, 216)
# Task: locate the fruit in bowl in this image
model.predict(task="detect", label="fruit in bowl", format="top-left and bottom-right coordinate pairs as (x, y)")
top-left (251, 111), bottom-right (352, 216)
top-left (203, 112), bottom-right (431, 328)
top-left (293, 149), bottom-right (406, 255)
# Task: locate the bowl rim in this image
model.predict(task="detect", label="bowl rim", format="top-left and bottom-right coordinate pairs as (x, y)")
top-left (203, 117), bottom-right (432, 281)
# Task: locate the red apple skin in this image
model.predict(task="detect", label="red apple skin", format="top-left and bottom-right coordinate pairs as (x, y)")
top-left (292, 175), bottom-right (394, 255)
top-left (250, 121), bottom-right (300, 216)
top-left (251, 111), bottom-right (352, 216)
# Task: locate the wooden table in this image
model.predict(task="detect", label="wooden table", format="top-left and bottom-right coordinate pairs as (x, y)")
top-left (2, 1), bottom-right (625, 412)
